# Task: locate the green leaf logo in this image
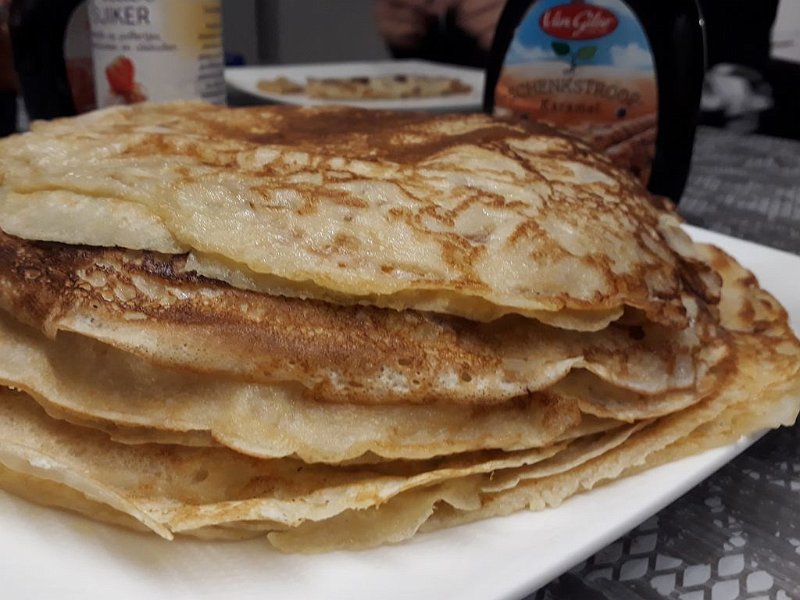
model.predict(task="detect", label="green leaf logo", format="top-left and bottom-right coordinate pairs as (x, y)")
top-left (549, 41), bottom-right (597, 74)
top-left (551, 41), bottom-right (571, 56)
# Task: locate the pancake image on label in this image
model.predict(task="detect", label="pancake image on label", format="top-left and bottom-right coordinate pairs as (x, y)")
top-left (0, 102), bottom-right (797, 553)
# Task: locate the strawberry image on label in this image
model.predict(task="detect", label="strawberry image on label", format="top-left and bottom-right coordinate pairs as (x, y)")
top-left (106, 56), bottom-right (135, 96)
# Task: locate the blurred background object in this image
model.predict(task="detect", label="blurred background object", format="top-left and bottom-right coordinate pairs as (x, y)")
top-left (0, 0), bottom-right (17, 136)
top-left (375, 0), bottom-right (503, 67)
top-left (8, 0), bottom-right (87, 124)
top-left (764, 0), bottom-right (800, 139)
top-left (771, 0), bottom-right (800, 64)
top-left (254, 0), bottom-right (388, 64)
top-left (240, 0), bottom-right (799, 138)
top-left (63, 2), bottom-right (94, 113)
top-left (697, 0), bottom-right (800, 138)
top-left (700, 63), bottom-right (773, 134)
top-left (2, 0), bottom-right (799, 140)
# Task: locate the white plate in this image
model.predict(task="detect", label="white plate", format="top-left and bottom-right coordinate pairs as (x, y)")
top-left (1, 226), bottom-right (798, 600)
top-left (224, 60), bottom-right (485, 111)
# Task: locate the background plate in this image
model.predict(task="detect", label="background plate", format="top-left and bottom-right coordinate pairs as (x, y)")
top-left (0, 226), bottom-right (797, 600)
top-left (224, 60), bottom-right (484, 111)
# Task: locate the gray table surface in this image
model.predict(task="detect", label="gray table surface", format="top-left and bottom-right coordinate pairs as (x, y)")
top-left (534, 127), bottom-right (800, 600)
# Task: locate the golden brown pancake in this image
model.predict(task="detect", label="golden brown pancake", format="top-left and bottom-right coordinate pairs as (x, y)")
top-left (0, 245), bottom-right (795, 553)
top-left (0, 102), bottom-right (796, 554)
top-left (0, 102), bottom-right (719, 329)
top-left (0, 306), bottom-right (717, 462)
top-left (0, 387), bottom-right (584, 540)
top-left (418, 246), bottom-right (800, 539)
top-left (0, 231), bottom-right (726, 404)
top-left (0, 308), bottom-right (588, 462)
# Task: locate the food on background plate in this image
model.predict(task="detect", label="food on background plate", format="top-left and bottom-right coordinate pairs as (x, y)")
top-left (257, 73), bottom-right (472, 99)
top-left (256, 76), bottom-right (304, 95)
top-left (0, 102), bottom-right (797, 552)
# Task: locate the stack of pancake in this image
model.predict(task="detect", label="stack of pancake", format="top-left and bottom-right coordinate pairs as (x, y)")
top-left (0, 102), bottom-right (797, 552)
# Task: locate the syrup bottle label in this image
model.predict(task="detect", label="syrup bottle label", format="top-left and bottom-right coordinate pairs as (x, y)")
top-left (493, 0), bottom-right (657, 184)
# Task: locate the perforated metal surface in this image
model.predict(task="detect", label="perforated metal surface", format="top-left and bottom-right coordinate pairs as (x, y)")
top-left (535, 427), bottom-right (800, 599)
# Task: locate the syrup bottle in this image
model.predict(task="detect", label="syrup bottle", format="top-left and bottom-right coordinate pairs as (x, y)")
top-left (9, 0), bottom-right (86, 119)
top-left (485, 0), bottom-right (706, 203)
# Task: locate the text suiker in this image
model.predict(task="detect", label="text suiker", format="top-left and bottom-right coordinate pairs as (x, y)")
top-left (540, 4), bottom-right (618, 40)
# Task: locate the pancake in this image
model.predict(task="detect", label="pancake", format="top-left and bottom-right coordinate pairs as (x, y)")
top-left (0, 310), bottom-right (585, 462)
top-left (0, 307), bottom-right (715, 462)
top-left (419, 246), bottom-right (800, 537)
top-left (422, 330), bottom-right (800, 542)
top-left (0, 231), bottom-right (727, 405)
top-left (276, 248), bottom-right (800, 551)
top-left (0, 102), bottom-right (720, 329)
top-left (0, 100), bottom-right (796, 554)
top-left (0, 244), bottom-right (795, 552)
top-left (0, 388), bottom-right (587, 539)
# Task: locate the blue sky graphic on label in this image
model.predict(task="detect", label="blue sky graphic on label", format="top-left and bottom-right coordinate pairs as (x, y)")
top-left (506, 0), bottom-right (654, 71)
